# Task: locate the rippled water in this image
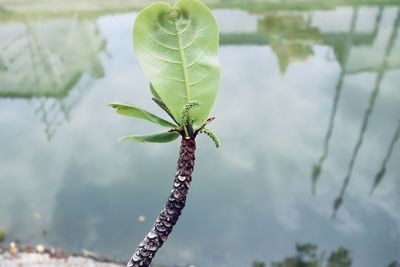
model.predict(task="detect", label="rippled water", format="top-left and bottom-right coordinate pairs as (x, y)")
top-left (0, 1), bottom-right (399, 267)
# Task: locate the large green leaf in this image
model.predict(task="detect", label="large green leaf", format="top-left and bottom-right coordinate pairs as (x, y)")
top-left (133, 0), bottom-right (220, 128)
top-left (109, 103), bottom-right (176, 128)
top-left (121, 131), bottom-right (180, 143)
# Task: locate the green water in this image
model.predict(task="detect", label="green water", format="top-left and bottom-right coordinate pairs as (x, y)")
top-left (0, 1), bottom-right (399, 266)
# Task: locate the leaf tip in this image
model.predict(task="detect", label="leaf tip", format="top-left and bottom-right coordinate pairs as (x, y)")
top-left (118, 136), bottom-right (129, 142)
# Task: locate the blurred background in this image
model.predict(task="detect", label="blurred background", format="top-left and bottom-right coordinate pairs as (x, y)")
top-left (0, 0), bottom-right (399, 266)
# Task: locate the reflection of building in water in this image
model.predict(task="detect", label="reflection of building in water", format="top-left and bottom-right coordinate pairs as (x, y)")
top-left (220, 7), bottom-right (400, 73)
top-left (0, 18), bottom-right (106, 140)
top-left (282, 7), bottom-right (400, 209)
top-left (332, 9), bottom-right (400, 218)
top-left (1, 1), bottom-right (397, 142)
top-left (212, 0), bottom-right (399, 11)
top-left (370, 118), bottom-right (400, 195)
top-left (258, 15), bottom-right (321, 72)
top-left (311, 8), bottom-right (360, 195)
top-left (0, 0), bottom-right (398, 18)
top-left (218, 5), bottom-right (400, 215)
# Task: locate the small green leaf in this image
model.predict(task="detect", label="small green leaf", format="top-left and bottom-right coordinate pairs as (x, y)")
top-left (152, 97), bottom-right (179, 125)
top-left (150, 83), bottom-right (161, 100)
top-left (109, 103), bottom-right (176, 128)
top-left (120, 131), bottom-right (180, 143)
top-left (150, 83), bottom-right (179, 124)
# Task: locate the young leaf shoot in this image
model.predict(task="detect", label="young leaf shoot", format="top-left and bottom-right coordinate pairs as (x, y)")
top-left (109, 0), bottom-right (221, 266)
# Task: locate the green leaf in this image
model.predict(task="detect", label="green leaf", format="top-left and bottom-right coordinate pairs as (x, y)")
top-left (133, 0), bottom-right (220, 128)
top-left (150, 83), bottom-right (161, 100)
top-left (150, 83), bottom-right (179, 124)
top-left (120, 131), bottom-right (180, 143)
top-left (109, 103), bottom-right (176, 128)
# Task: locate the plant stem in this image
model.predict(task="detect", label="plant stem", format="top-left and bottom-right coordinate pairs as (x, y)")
top-left (127, 137), bottom-right (197, 267)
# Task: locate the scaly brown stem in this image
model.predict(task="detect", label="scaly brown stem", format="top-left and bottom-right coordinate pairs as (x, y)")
top-left (127, 137), bottom-right (196, 267)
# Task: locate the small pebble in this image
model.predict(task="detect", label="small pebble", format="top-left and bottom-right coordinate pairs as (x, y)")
top-left (8, 242), bottom-right (18, 255)
top-left (36, 244), bottom-right (45, 253)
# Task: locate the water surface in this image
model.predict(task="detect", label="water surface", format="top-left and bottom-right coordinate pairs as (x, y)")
top-left (0, 1), bottom-right (399, 267)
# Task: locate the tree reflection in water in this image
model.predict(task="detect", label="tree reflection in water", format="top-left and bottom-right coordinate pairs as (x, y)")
top-left (252, 245), bottom-right (399, 267)
top-left (252, 243), bottom-right (352, 267)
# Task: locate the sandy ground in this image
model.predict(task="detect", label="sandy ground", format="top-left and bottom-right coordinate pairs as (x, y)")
top-left (0, 243), bottom-right (173, 267)
top-left (0, 253), bottom-right (124, 267)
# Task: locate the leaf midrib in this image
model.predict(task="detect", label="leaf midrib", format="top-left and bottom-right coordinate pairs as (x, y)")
top-left (173, 16), bottom-right (191, 103)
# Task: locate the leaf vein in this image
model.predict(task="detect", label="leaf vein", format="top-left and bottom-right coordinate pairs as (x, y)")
top-left (177, 19), bottom-right (192, 35)
top-left (146, 50), bottom-right (182, 64)
top-left (157, 22), bottom-right (177, 36)
top-left (174, 16), bottom-right (191, 101)
top-left (148, 67), bottom-right (185, 83)
top-left (187, 46), bottom-right (210, 68)
top-left (182, 24), bottom-right (211, 50)
top-left (190, 74), bottom-right (210, 86)
top-left (149, 34), bottom-right (180, 51)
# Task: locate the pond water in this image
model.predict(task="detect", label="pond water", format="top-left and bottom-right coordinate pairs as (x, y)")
top-left (0, 1), bottom-right (400, 267)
